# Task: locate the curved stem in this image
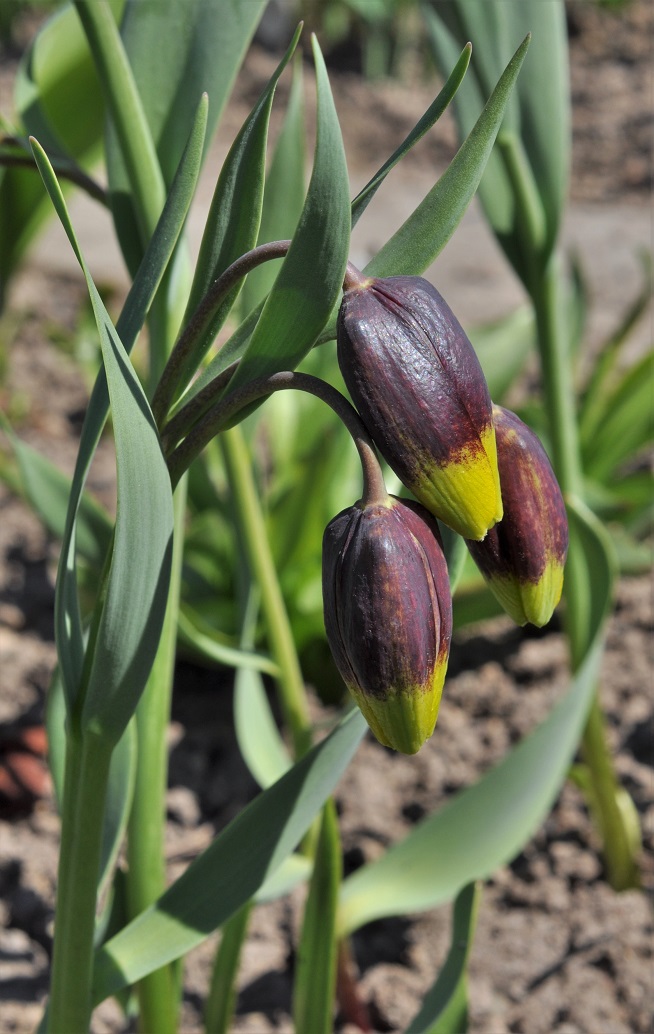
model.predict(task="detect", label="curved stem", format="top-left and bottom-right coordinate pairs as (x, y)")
top-left (152, 240), bottom-right (365, 425)
top-left (152, 241), bottom-right (292, 424)
top-left (160, 362), bottom-right (237, 453)
top-left (166, 371), bottom-right (388, 507)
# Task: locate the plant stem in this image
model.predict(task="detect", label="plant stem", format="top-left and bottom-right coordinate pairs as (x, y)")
top-left (204, 903), bottom-right (253, 1034)
top-left (73, 0), bottom-right (165, 248)
top-left (580, 698), bottom-right (641, 890)
top-left (153, 241), bottom-right (292, 424)
top-left (125, 477), bottom-right (188, 1033)
top-left (532, 256), bottom-right (583, 500)
top-left (532, 255), bottom-right (637, 888)
top-left (47, 732), bottom-right (113, 1033)
top-left (152, 242), bottom-right (364, 425)
top-left (220, 425), bottom-right (312, 758)
top-left (166, 371), bottom-right (388, 508)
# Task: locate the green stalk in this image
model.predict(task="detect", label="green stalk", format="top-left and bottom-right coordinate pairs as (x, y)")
top-left (532, 254), bottom-right (638, 889)
top-left (293, 799), bottom-right (342, 1034)
top-left (73, 0), bottom-right (165, 247)
top-left (47, 732), bottom-right (113, 1033)
top-left (204, 903), bottom-right (253, 1034)
top-left (125, 476), bottom-right (188, 1033)
top-left (220, 425), bottom-right (312, 758)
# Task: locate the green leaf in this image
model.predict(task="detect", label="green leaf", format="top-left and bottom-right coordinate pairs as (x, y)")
top-left (240, 56), bottom-right (307, 316)
top-left (425, 1), bottom-right (569, 272)
top-left (0, 2), bottom-right (116, 302)
top-left (30, 139), bottom-right (174, 745)
top-left (363, 34), bottom-right (530, 279)
top-left (90, 709), bottom-right (366, 1003)
top-left (0, 419), bottom-right (112, 569)
top-left (104, 0), bottom-right (267, 267)
top-left (337, 630), bottom-right (604, 935)
top-left (178, 606), bottom-right (280, 678)
top-left (234, 666), bottom-right (292, 789)
top-left (293, 800), bottom-right (341, 1034)
top-left (111, 0), bottom-right (267, 188)
top-left (175, 27), bottom-right (302, 398)
top-left (581, 352), bottom-right (654, 481)
top-left (406, 882), bottom-right (480, 1034)
top-left (45, 665), bottom-right (137, 904)
top-left (41, 96), bottom-right (206, 710)
top-left (15, 2), bottom-right (118, 159)
top-left (351, 43), bottom-right (471, 226)
top-left (225, 36), bottom-right (350, 394)
top-left (564, 495), bottom-right (617, 669)
top-left (579, 250), bottom-right (652, 439)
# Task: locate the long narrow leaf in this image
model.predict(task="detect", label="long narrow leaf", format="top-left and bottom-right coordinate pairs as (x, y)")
top-left (0, 419), bottom-right (112, 569)
top-left (240, 56), bottom-right (307, 315)
top-left (293, 800), bottom-right (341, 1034)
top-left (90, 709), bottom-right (366, 1003)
top-left (30, 139), bottom-right (174, 745)
top-left (104, 0), bottom-right (267, 268)
top-left (41, 98), bottom-right (206, 710)
top-left (363, 34), bottom-right (529, 279)
top-left (351, 42), bottom-right (471, 226)
top-left (226, 36), bottom-right (350, 393)
top-left (406, 882), bottom-right (480, 1034)
top-left (234, 666), bottom-right (292, 789)
top-left (338, 628), bottom-right (606, 935)
top-left (174, 27), bottom-right (302, 397)
top-left (426, 2), bottom-right (569, 270)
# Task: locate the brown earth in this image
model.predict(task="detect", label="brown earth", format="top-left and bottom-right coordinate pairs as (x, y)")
top-left (0, 3), bottom-right (652, 1033)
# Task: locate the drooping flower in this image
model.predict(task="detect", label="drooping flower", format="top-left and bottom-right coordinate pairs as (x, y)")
top-left (323, 495), bottom-right (452, 754)
top-left (466, 405), bottom-right (568, 627)
top-left (337, 274), bottom-right (502, 540)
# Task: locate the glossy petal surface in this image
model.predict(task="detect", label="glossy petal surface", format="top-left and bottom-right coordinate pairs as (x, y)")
top-left (323, 496), bottom-right (452, 753)
top-left (466, 406), bottom-right (568, 626)
top-left (337, 276), bottom-right (502, 539)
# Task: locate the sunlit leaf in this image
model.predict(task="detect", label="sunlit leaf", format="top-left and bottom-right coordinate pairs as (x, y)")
top-left (337, 629), bottom-right (604, 934)
top-left (406, 882), bottom-right (480, 1034)
top-left (90, 709), bottom-right (366, 1003)
top-left (234, 666), bottom-right (292, 789)
top-left (30, 139), bottom-right (174, 745)
top-left (363, 34), bottom-right (530, 280)
top-left (225, 36), bottom-right (350, 393)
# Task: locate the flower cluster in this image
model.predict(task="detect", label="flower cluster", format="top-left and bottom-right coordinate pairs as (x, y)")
top-left (322, 274), bottom-right (568, 754)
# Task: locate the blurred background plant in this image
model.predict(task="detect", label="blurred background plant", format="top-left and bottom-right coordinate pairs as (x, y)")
top-left (0, 0), bottom-right (650, 1030)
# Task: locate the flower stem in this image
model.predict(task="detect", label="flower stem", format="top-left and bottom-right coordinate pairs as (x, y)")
top-left (47, 732), bottom-right (113, 1033)
top-left (220, 425), bottom-right (312, 758)
top-left (166, 370), bottom-right (387, 507)
top-left (125, 477), bottom-right (188, 1033)
top-left (152, 241), bottom-right (364, 425)
top-left (532, 255), bottom-right (638, 889)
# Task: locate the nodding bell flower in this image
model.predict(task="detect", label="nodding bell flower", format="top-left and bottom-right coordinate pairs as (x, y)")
top-left (322, 495), bottom-right (452, 755)
top-left (337, 275), bottom-right (503, 540)
top-left (466, 406), bottom-right (568, 627)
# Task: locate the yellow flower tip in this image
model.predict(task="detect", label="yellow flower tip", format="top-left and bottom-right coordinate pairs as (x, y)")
top-left (416, 426), bottom-right (504, 541)
top-left (352, 666), bottom-right (446, 755)
top-left (520, 560), bottom-right (565, 628)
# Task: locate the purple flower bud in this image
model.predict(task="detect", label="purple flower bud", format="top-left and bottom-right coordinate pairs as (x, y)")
top-left (466, 406), bottom-right (568, 626)
top-left (322, 495), bottom-right (452, 754)
top-left (337, 275), bottom-right (503, 540)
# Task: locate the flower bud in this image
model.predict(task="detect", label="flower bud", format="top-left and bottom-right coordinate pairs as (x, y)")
top-left (466, 406), bottom-right (568, 627)
top-left (337, 275), bottom-right (502, 540)
top-left (322, 495), bottom-right (452, 754)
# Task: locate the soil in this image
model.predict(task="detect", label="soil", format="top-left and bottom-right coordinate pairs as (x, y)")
top-left (0, 3), bottom-right (652, 1033)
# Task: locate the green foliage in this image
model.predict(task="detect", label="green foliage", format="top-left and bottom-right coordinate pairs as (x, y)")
top-left (0, 2), bottom-right (642, 1029)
